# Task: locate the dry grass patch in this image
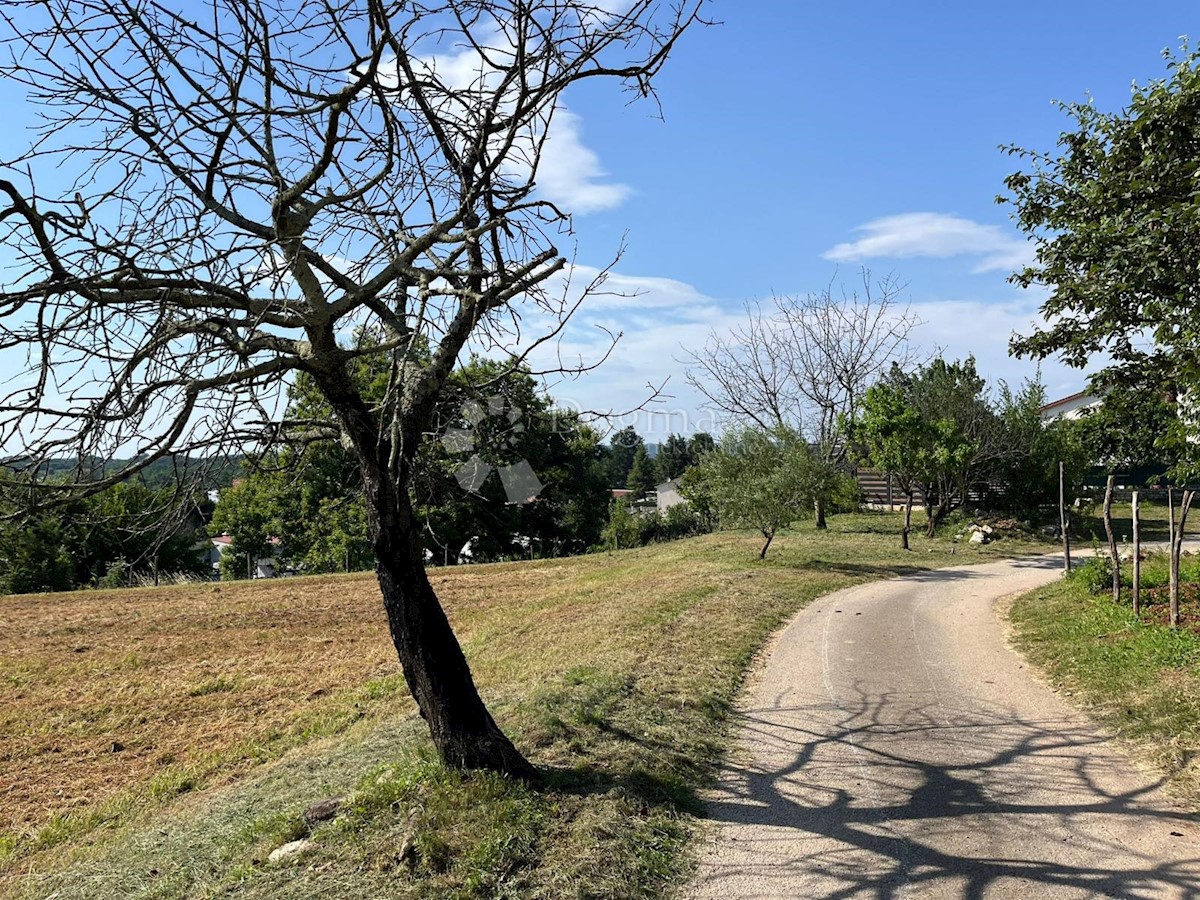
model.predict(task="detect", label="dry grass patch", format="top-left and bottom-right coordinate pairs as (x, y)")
top-left (0, 576), bottom-right (400, 841)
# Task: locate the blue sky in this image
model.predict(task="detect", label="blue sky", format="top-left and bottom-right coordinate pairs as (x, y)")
top-left (2, 1), bottom-right (1198, 443)
top-left (527, 0), bottom-right (1200, 436)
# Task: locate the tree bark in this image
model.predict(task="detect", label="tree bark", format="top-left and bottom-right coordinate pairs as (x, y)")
top-left (814, 496), bottom-right (827, 530)
top-left (1169, 489), bottom-right (1195, 630)
top-left (760, 529), bottom-right (774, 559)
top-left (1132, 489), bottom-right (1141, 618)
top-left (1102, 474), bottom-right (1120, 604)
top-left (924, 498), bottom-right (947, 538)
top-left (902, 492), bottom-right (913, 551)
top-left (362, 459), bottom-right (537, 779)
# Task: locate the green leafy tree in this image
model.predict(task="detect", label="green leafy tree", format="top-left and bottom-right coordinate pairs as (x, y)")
top-left (687, 426), bottom-right (822, 559)
top-left (857, 359), bottom-right (1001, 537)
top-left (687, 432), bottom-right (716, 460)
top-left (993, 378), bottom-right (1088, 517)
top-left (851, 383), bottom-right (932, 550)
top-left (903, 359), bottom-right (1000, 536)
top-left (605, 426), bottom-right (645, 488)
top-left (625, 445), bottom-right (660, 497)
top-left (656, 434), bottom-right (692, 481)
top-left (1003, 46), bottom-right (1200, 480)
top-left (0, 513), bottom-right (77, 594)
top-left (210, 476), bottom-right (287, 580)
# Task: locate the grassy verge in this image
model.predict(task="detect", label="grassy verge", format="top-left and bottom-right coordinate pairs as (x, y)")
top-left (4, 512), bottom-right (1049, 898)
top-left (1008, 551), bottom-right (1200, 807)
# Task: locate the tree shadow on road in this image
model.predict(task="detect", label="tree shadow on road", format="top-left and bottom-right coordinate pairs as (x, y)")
top-left (695, 687), bottom-right (1200, 899)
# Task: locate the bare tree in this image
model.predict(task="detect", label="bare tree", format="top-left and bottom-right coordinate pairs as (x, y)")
top-left (684, 271), bottom-right (919, 527)
top-left (0, 0), bottom-right (703, 779)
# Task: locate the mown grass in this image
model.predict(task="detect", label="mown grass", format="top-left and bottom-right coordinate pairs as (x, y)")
top-left (4, 511), bottom-right (1051, 899)
top-left (1009, 550), bottom-right (1200, 807)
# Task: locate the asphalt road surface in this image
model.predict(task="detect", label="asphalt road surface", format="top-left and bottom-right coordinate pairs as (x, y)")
top-left (689, 556), bottom-right (1200, 899)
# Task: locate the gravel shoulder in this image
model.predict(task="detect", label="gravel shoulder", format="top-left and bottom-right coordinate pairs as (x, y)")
top-left (688, 555), bottom-right (1200, 899)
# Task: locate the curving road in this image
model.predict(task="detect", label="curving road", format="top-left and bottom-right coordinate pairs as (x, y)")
top-left (689, 556), bottom-right (1200, 899)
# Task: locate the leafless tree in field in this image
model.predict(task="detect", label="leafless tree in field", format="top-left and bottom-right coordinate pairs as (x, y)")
top-left (684, 271), bottom-right (919, 527)
top-left (0, 0), bottom-right (704, 778)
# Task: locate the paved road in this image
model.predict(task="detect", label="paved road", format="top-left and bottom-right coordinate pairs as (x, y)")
top-left (689, 556), bottom-right (1200, 899)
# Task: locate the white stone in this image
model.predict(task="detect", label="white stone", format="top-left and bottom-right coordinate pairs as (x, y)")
top-left (268, 839), bottom-right (314, 864)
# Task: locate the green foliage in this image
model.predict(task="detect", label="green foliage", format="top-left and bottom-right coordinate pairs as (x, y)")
top-left (1067, 555), bottom-right (1114, 596)
top-left (625, 445), bottom-right (659, 497)
top-left (851, 357), bottom-right (998, 532)
top-left (604, 425), bottom-right (644, 488)
top-left (1003, 46), bottom-right (1200, 479)
top-left (212, 356), bottom-right (610, 571)
top-left (655, 434), bottom-right (692, 481)
top-left (601, 500), bottom-right (644, 550)
top-left (600, 500), bottom-right (711, 551)
top-left (1069, 378), bottom-right (1179, 477)
top-left (0, 480), bottom-right (207, 594)
top-left (686, 425), bottom-right (830, 557)
top-left (992, 377), bottom-right (1089, 514)
top-left (0, 513), bottom-right (76, 594)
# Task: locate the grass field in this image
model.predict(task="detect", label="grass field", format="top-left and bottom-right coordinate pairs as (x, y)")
top-left (2, 511), bottom-right (1051, 898)
top-left (1009, 547), bottom-right (1200, 808)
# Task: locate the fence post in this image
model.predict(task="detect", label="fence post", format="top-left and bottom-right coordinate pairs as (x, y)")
top-left (1132, 489), bottom-right (1141, 617)
top-left (1059, 460), bottom-right (1072, 573)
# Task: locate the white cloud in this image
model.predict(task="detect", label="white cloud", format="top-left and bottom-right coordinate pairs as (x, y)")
top-left (529, 272), bottom-right (1090, 435)
top-left (533, 108), bottom-right (630, 214)
top-left (515, 266), bottom-right (741, 437)
top-left (823, 212), bottom-right (1034, 274)
top-left (389, 24), bottom-right (629, 216)
top-left (907, 293), bottom-right (1091, 399)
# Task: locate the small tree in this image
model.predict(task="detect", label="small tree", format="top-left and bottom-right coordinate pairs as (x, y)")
top-left (684, 272), bottom-right (918, 528)
top-left (900, 359), bottom-right (1000, 536)
top-left (687, 426), bottom-right (820, 559)
top-left (851, 383), bottom-right (931, 550)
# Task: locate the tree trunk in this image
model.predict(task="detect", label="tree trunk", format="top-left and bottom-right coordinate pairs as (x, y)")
top-left (1169, 489), bottom-right (1195, 630)
top-left (362, 460), bottom-right (537, 780)
top-left (814, 496), bottom-right (827, 530)
top-left (1058, 460), bottom-right (1071, 573)
top-left (924, 499), bottom-right (947, 539)
top-left (1132, 489), bottom-right (1141, 618)
top-left (902, 492), bottom-right (913, 551)
top-left (1102, 474), bottom-right (1120, 604)
top-left (760, 529), bottom-right (774, 559)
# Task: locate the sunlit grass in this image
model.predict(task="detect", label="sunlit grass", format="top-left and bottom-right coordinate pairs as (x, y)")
top-left (4, 511), bottom-right (1050, 898)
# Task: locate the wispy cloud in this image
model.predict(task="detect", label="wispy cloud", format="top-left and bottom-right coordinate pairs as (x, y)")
top-left (533, 108), bottom-right (630, 214)
top-left (823, 212), bottom-right (1034, 274)
top-left (395, 26), bottom-right (629, 216)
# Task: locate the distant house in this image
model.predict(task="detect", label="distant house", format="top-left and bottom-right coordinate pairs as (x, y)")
top-left (209, 533), bottom-right (282, 578)
top-left (656, 479), bottom-right (685, 512)
top-left (1040, 390), bottom-right (1101, 422)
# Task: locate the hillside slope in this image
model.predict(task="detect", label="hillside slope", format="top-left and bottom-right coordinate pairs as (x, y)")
top-left (1, 515), bottom-right (1047, 898)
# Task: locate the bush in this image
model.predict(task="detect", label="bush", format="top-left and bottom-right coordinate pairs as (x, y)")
top-left (1068, 555), bottom-right (1112, 596)
top-left (599, 501), bottom-right (712, 551)
top-left (96, 558), bottom-right (128, 589)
